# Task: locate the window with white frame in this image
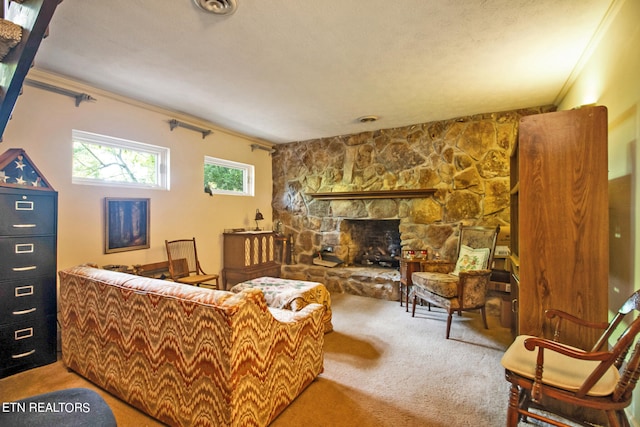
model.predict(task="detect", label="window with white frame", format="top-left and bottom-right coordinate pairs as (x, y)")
top-left (204, 156), bottom-right (254, 196)
top-left (72, 130), bottom-right (170, 190)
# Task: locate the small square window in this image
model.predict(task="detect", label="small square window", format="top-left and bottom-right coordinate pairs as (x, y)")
top-left (204, 156), bottom-right (254, 196)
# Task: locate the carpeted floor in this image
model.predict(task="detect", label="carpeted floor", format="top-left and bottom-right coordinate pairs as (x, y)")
top-left (271, 293), bottom-right (513, 427)
top-left (0, 293), bottom-right (513, 426)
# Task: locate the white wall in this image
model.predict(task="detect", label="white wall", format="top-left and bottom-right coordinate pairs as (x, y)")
top-left (558, 0), bottom-right (639, 179)
top-left (2, 71), bottom-right (274, 282)
top-left (558, 0), bottom-right (639, 422)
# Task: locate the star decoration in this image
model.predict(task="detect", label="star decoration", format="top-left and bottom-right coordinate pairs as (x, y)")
top-left (14, 157), bottom-right (26, 171)
top-left (0, 149), bottom-right (54, 190)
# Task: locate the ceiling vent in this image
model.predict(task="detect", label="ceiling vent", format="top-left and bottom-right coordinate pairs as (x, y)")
top-left (358, 115), bottom-right (379, 123)
top-left (193, 0), bottom-right (238, 15)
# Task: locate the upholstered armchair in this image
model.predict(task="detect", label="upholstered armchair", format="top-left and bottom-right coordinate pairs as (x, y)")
top-left (410, 225), bottom-right (500, 339)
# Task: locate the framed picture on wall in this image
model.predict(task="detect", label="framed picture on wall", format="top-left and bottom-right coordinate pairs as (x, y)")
top-left (104, 197), bottom-right (150, 253)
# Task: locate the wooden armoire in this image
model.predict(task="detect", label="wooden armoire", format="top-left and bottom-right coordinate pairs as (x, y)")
top-left (509, 106), bottom-right (608, 350)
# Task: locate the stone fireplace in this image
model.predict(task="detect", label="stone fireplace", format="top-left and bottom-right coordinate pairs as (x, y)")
top-left (340, 219), bottom-right (401, 268)
top-left (271, 105), bottom-right (555, 300)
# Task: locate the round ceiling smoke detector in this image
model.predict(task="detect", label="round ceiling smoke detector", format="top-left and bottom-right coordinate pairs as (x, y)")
top-left (358, 115), bottom-right (379, 123)
top-left (193, 0), bottom-right (238, 15)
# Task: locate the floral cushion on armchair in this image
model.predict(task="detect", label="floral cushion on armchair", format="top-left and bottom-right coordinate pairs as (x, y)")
top-left (451, 245), bottom-right (490, 276)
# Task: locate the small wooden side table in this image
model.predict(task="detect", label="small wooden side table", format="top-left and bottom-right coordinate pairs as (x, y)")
top-left (399, 258), bottom-right (423, 312)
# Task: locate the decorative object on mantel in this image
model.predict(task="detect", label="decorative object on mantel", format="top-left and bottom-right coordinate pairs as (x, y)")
top-left (0, 148), bottom-right (54, 190)
top-left (254, 208), bottom-right (264, 230)
top-left (0, 18), bottom-right (22, 61)
top-left (307, 189), bottom-right (436, 200)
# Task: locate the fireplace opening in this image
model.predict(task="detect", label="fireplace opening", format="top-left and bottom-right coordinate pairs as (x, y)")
top-left (342, 219), bottom-right (401, 268)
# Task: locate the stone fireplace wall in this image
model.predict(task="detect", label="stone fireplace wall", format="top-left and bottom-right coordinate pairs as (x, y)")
top-left (271, 105), bottom-right (555, 267)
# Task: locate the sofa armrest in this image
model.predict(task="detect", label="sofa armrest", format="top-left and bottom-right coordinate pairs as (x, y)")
top-left (456, 269), bottom-right (492, 308)
top-left (228, 294), bottom-right (324, 425)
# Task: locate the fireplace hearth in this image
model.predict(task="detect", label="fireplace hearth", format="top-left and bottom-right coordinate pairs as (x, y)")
top-left (342, 219), bottom-right (401, 268)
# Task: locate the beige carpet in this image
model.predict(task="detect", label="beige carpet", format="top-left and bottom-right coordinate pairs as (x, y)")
top-left (272, 294), bottom-right (513, 427)
top-left (0, 293), bottom-right (513, 426)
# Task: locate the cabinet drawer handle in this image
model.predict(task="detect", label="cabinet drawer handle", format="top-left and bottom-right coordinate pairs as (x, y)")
top-left (15, 201), bottom-right (34, 211)
top-left (12, 266), bottom-right (37, 272)
top-left (12, 224), bottom-right (37, 228)
top-left (13, 308), bottom-right (37, 315)
top-left (12, 349), bottom-right (36, 359)
top-left (15, 285), bottom-right (34, 297)
top-left (15, 327), bottom-right (33, 340)
top-left (15, 243), bottom-right (34, 254)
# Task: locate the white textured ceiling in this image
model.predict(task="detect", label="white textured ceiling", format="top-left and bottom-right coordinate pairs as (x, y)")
top-left (33, 0), bottom-right (614, 143)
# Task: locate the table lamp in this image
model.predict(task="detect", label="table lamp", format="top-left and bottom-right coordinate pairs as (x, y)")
top-left (254, 209), bottom-right (264, 230)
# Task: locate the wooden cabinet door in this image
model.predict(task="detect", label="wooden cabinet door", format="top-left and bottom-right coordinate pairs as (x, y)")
top-left (518, 106), bottom-right (608, 350)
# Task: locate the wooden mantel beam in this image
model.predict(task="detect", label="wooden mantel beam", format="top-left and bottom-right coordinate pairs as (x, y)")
top-left (307, 189), bottom-right (436, 200)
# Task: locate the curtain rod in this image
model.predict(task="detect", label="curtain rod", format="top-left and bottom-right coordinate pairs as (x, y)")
top-left (168, 119), bottom-right (212, 139)
top-left (24, 79), bottom-right (96, 107)
top-left (251, 144), bottom-right (275, 154)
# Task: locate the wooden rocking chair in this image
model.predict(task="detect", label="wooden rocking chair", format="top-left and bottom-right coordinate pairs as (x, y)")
top-left (501, 290), bottom-right (640, 427)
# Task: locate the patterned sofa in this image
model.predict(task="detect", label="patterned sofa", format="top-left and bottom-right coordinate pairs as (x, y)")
top-left (58, 265), bottom-right (325, 427)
